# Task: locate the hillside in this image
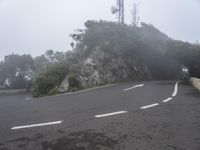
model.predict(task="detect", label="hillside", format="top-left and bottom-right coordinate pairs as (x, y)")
top-left (0, 20), bottom-right (199, 97)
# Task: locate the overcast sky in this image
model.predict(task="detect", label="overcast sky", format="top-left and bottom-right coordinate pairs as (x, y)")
top-left (0, 0), bottom-right (200, 60)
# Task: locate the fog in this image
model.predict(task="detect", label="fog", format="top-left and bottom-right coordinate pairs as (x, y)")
top-left (0, 0), bottom-right (200, 60)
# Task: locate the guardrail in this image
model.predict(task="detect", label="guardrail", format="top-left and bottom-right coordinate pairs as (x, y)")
top-left (190, 77), bottom-right (200, 91)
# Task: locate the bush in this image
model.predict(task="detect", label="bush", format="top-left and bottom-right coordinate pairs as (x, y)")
top-left (48, 88), bottom-right (59, 96)
top-left (32, 63), bottom-right (68, 97)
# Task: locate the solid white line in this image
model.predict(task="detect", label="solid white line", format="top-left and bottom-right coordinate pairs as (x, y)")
top-left (95, 111), bottom-right (128, 118)
top-left (162, 97), bottom-right (172, 103)
top-left (140, 103), bottom-right (159, 109)
top-left (11, 121), bottom-right (63, 130)
top-left (123, 84), bottom-right (144, 91)
top-left (172, 81), bottom-right (180, 97)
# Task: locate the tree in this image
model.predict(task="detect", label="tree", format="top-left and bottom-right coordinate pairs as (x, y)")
top-left (32, 62), bottom-right (69, 97)
top-left (0, 54), bottom-right (34, 89)
top-left (34, 50), bottom-right (66, 72)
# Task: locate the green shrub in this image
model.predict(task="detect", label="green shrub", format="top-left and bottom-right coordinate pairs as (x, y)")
top-left (32, 63), bottom-right (68, 97)
top-left (48, 88), bottom-right (59, 96)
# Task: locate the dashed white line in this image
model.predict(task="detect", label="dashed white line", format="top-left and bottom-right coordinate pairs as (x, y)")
top-left (123, 84), bottom-right (144, 91)
top-left (25, 97), bottom-right (31, 100)
top-left (11, 81), bottom-right (181, 131)
top-left (162, 97), bottom-right (172, 103)
top-left (172, 81), bottom-right (180, 97)
top-left (95, 111), bottom-right (128, 118)
top-left (11, 121), bottom-right (63, 130)
top-left (140, 103), bottom-right (159, 109)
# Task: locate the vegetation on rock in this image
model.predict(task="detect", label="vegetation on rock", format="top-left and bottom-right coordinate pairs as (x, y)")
top-left (0, 20), bottom-right (200, 97)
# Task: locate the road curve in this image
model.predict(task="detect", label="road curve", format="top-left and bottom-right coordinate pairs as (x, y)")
top-left (0, 81), bottom-right (200, 150)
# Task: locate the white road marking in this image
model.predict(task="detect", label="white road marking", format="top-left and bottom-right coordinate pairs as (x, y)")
top-left (25, 97), bottom-right (31, 100)
top-left (123, 84), bottom-right (144, 91)
top-left (95, 111), bottom-right (128, 118)
top-left (140, 103), bottom-right (159, 109)
top-left (172, 81), bottom-right (180, 97)
top-left (162, 97), bottom-right (172, 103)
top-left (11, 121), bottom-right (63, 130)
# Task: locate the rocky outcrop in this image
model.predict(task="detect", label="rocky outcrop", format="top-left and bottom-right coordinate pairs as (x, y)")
top-left (76, 50), bottom-right (150, 88)
top-left (58, 76), bottom-right (69, 93)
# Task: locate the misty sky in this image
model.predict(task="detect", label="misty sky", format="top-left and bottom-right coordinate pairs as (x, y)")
top-left (0, 0), bottom-right (200, 60)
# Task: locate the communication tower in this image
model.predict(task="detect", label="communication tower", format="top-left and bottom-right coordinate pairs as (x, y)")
top-left (111, 0), bottom-right (125, 24)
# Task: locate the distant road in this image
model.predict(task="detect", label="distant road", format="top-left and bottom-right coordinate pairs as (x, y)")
top-left (0, 81), bottom-right (200, 150)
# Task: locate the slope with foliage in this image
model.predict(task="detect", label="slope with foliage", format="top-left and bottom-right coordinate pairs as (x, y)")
top-left (1, 20), bottom-right (200, 97)
top-left (70, 21), bottom-right (180, 81)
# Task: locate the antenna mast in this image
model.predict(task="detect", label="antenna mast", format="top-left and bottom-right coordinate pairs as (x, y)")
top-left (117, 0), bottom-right (124, 24)
top-left (111, 0), bottom-right (125, 24)
top-left (132, 0), bottom-right (139, 26)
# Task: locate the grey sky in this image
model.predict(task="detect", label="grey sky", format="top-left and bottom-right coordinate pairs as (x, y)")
top-left (0, 0), bottom-right (200, 60)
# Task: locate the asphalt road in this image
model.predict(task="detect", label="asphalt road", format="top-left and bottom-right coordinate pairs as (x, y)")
top-left (0, 81), bottom-right (200, 150)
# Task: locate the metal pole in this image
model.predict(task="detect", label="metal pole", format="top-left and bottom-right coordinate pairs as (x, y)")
top-left (122, 0), bottom-right (124, 24)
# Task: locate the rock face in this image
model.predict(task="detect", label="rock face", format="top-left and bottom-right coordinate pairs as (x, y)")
top-left (77, 50), bottom-right (150, 88)
top-left (57, 21), bottom-right (176, 91)
top-left (80, 58), bottom-right (101, 87)
top-left (58, 49), bottom-right (150, 91)
top-left (58, 76), bottom-right (69, 93)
